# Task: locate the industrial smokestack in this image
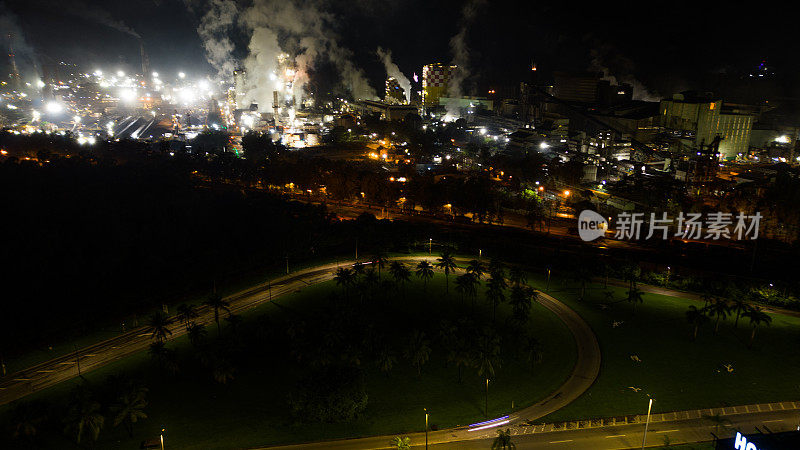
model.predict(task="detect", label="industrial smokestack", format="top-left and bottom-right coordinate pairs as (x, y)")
top-left (7, 33), bottom-right (21, 87)
top-left (139, 39), bottom-right (150, 82)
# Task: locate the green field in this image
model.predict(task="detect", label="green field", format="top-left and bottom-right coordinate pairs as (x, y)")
top-left (527, 272), bottom-right (800, 422)
top-left (0, 271), bottom-right (577, 449)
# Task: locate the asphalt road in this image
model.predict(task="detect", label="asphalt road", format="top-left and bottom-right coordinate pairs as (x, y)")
top-left (432, 403), bottom-right (800, 449)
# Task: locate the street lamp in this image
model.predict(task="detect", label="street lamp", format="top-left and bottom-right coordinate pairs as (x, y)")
top-left (546, 267), bottom-right (551, 291)
top-left (485, 378), bottom-right (490, 417)
top-left (424, 408), bottom-right (429, 450)
top-left (429, 238), bottom-right (432, 255)
top-left (160, 428), bottom-right (165, 450)
top-left (641, 397), bottom-right (653, 449)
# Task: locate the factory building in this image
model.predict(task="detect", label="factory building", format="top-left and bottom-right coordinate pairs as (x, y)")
top-left (385, 77), bottom-right (406, 104)
top-left (233, 69), bottom-right (247, 109)
top-left (660, 93), bottom-right (755, 160)
top-left (552, 71), bottom-right (632, 106)
top-left (422, 63), bottom-right (457, 108)
top-left (354, 100), bottom-right (418, 121)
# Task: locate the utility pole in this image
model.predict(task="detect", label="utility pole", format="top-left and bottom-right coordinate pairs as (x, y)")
top-left (285, 255), bottom-right (289, 274)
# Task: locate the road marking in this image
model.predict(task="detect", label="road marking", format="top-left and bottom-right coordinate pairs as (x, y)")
top-left (549, 440), bottom-right (574, 444)
top-left (763, 419), bottom-right (784, 423)
top-left (655, 429), bottom-right (679, 433)
top-left (36, 370), bottom-right (55, 373)
top-left (605, 434), bottom-right (626, 438)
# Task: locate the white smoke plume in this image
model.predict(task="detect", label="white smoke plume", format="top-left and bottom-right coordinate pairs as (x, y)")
top-left (445, 0), bottom-right (485, 117)
top-left (589, 47), bottom-right (660, 102)
top-left (240, 0), bottom-right (376, 111)
top-left (0, 6), bottom-right (40, 78)
top-left (194, 0), bottom-right (239, 81)
top-left (62, 0), bottom-right (141, 39)
top-left (376, 47), bottom-right (410, 103)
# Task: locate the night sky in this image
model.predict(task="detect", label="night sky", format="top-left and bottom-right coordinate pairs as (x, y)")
top-left (3, 0), bottom-right (799, 99)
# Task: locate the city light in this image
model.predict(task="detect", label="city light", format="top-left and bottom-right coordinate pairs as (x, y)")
top-left (45, 102), bottom-right (63, 114)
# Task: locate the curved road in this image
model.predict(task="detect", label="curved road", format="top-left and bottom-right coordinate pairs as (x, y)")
top-left (0, 257), bottom-right (602, 450)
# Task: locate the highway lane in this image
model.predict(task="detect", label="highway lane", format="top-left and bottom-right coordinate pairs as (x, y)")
top-left (432, 403), bottom-right (800, 449)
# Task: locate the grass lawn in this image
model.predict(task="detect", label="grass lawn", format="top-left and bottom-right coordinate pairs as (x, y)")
top-left (0, 271), bottom-right (577, 449)
top-left (524, 272), bottom-right (800, 423)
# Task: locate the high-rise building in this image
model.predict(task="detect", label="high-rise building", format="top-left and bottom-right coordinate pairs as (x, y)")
top-left (660, 93), bottom-right (754, 160)
top-left (422, 63), bottom-right (456, 108)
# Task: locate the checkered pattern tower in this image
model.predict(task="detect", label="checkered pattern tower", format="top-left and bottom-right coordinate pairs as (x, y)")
top-left (422, 63), bottom-right (457, 108)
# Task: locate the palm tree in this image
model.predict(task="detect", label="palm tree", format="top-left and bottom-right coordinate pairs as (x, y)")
top-left (415, 261), bottom-right (435, 290)
top-left (509, 266), bottom-right (527, 287)
top-left (622, 263), bottom-right (641, 290)
top-left (492, 428), bottom-right (516, 449)
top-left (488, 258), bottom-right (506, 279)
top-left (509, 285), bottom-right (533, 324)
top-left (707, 298), bottom-right (730, 334)
top-left (626, 286), bottom-right (644, 315)
top-left (730, 295), bottom-right (749, 328)
top-left (212, 358), bottom-right (236, 384)
top-left (373, 250), bottom-right (389, 279)
top-left (436, 249), bottom-right (458, 294)
top-left (64, 397), bottom-right (104, 446)
top-left (352, 261), bottom-right (366, 278)
top-left (203, 290), bottom-right (231, 336)
top-left (376, 348), bottom-right (396, 376)
top-left (467, 259), bottom-right (487, 280)
top-left (10, 401), bottom-right (45, 441)
top-left (448, 344), bottom-right (473, 383)
top-left (454, 273), bottom-right (471, 305)
top-left (522, 335), bottom-right (543, 372)
top-left (334, 267), bottom-right (355, 292)
top-left (486, 275), bottom-right (507, 321)
top-left (404, 330), bottom-right (431, 376)
top-left (572, 265), bottom-right (593, 300)
top-left (742, 306), bottom-right (772, 346)
top-left (225, 314), bottom-right (243, 335)
top-left (685, 305), bottom-right (710, 341)
top-left (392, 436), bottom-right (412, 450)
top-left (389, 261), bottom-right (412, 294)
top-left (176, 304), bottom-right (198, 331)
top-left (474, 329), bottom-right (501, 379)
top-left (146, 311), bottom-right (172, 343)
top-left (187, 323), bottom-right (207, 348)
top-left (148, 342), bottom-right (179, 374)
top-left (110, 387), bottom-right (148, 437)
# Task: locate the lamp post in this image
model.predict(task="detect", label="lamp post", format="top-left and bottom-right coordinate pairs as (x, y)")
top-left (641, 397), bottom-right (653, 449)
top-left (160, 428), bottom-right (165, 450)
top-left (429, 238), bottom-right (432, 255)
top-left (485, 378), bottom-right (489, 417)
top-left (546, 267), bottom-right (551, 292)
top-left (424, 408), bottom-right (429, 450)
